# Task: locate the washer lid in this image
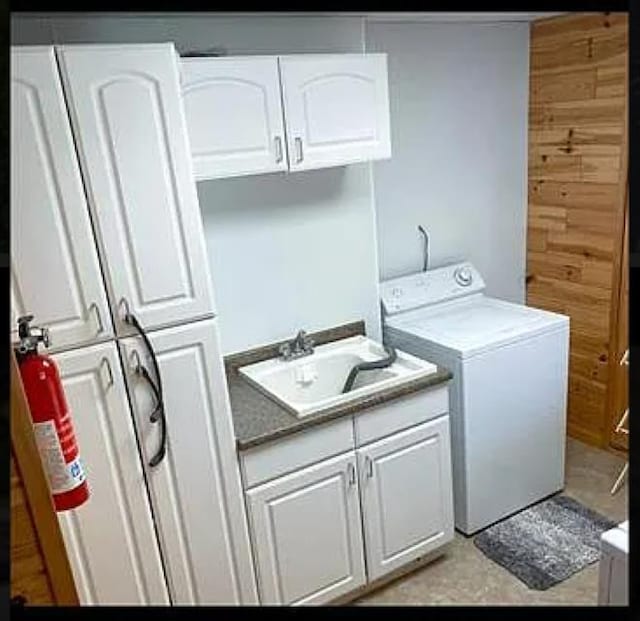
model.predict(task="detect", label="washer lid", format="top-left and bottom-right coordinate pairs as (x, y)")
top-left (387, 296), bottom-right (569, 357)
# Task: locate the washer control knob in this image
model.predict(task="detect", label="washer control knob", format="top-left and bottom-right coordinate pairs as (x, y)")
top-left (454, 266), bottom-right (473, 287)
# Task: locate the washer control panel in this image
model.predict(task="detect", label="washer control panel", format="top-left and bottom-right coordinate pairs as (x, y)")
top-left (380, 262), bottom-right (485, 316)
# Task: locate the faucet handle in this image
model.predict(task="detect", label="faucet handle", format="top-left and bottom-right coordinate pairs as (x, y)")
top-left (279, 342), bottom-right (292, 359)
top-left (300, 331), bottom-right (314, 352)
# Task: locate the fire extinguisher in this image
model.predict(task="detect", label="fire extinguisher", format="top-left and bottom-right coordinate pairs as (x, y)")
top-left (15, 315), bottom-right (90, 511)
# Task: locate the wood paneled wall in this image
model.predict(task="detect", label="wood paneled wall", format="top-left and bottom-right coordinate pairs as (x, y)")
top-left (11, 453), bottom-right (56, 605)
top-left (527, 12), bottom-right (628, 449)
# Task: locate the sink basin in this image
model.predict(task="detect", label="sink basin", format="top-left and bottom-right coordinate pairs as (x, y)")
top-left (239, 335), bottom-right (437, 418)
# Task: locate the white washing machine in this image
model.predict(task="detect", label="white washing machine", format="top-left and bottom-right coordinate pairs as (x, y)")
top-left (381, 261), bottom-right (570, 535)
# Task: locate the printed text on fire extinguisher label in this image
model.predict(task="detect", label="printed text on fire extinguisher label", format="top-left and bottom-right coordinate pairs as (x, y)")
top-left (32, 420), bottom-right (87, 494)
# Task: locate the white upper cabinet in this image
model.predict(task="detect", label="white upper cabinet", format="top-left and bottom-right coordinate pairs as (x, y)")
top-left (54, 341), bottom-right (169, 605)
top-left (119, 319), bottom-right (258, 605)
top-left (56, 44), bottom-right (215, 335)
top-left (10, 46), bottom-right (113, 351)
top-left (180, 53), bottom-right (391, 179)
top-left (181, 57), bottom-right (287, 180)
top-left (358, 417), bottom-right (454, 582)
top-left (279, 54), bottom-right (391, 172)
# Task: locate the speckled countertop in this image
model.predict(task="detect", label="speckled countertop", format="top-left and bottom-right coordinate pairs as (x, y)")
top-left (224, 321), bottom-right (452, 450)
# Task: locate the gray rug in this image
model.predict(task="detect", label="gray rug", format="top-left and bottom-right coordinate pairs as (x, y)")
top-left (473, 495), bottom-right (616, 590)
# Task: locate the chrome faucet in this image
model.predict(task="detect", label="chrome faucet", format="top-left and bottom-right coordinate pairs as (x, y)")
top-left (279, 329), bottom-right (315, 361)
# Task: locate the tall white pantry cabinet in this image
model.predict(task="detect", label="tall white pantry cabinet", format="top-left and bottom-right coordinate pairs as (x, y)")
top-left (10, 44), bottom-right (258, 604)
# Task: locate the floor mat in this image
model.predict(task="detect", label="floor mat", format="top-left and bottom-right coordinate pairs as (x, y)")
top-left (473, 495), bottom-right (616, 590)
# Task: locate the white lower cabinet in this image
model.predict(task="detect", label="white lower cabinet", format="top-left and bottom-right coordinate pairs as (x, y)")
top-left (246, 452), bottom-right (366, 605)
top-left (53, 342), bottom-right (169, 605)
top-left (357, 417), bottom-right (454, 581)
top-left (120, 319), bottom-right (258, 605)
top-left (244, 409), bottom-right (454, 604)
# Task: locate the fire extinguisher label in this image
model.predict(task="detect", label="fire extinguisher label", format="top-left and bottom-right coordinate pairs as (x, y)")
top-left (32, 420), bottom-right (87, 495)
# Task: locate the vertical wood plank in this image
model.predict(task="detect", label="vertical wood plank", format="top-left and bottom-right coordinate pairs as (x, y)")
top-left (10, 453), bottom-right (55, 605)
top-left (526, 12), bottom-right (628, 450)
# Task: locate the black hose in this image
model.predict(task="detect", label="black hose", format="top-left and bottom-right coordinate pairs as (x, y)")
top-left (342, 345), bottom-right (398, 394)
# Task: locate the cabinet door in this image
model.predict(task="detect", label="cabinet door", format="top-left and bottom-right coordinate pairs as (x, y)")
top-left (119, 319), bottom-right (258, 604)
top-left (53, 342), bottom-right (169, 605)
top-left (246, 452), bottom-right (365, 605)
top-left (11, 46), bottom-right (113, 351)
top-left (358, 417), bottom-right (454, 581)
top-left (56, 44), bottom-right (215, 335)
top-left (181, 57), bottom-right (287, 180)
top-left (279, 54), bottom-right (391, 171)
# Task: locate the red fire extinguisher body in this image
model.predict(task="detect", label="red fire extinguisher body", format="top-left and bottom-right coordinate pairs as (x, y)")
top-left (19, 351), bottom-right (90, 511)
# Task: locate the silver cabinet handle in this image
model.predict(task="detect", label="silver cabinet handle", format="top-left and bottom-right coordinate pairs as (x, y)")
top-left (119, 297), bottom-right (131, 323)
top-left (274, 136), bottom-right (283, 163)
top-left (294, 137), bottom-right (303, 163)
top-left (347, 462), bottom-right (356, 487)
top-left (89, 302), bottom-right (105, 335)
top-left (365, 456), bottom-right (373, 479)
top-left (100, 356), bottom-right (114, 389)
top-left (129, 349), bottom-right (142, 374)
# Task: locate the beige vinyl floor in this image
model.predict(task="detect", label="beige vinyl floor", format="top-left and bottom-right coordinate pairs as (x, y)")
top-left (355, 438), bottom-right (628, 606)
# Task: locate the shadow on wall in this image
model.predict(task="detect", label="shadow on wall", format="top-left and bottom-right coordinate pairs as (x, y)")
top-left (196, 165), bottom-right (349, 214)
top-left (195, 161), bottom-right (382, 354)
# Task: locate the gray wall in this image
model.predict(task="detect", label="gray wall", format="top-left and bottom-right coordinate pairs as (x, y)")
top-left (11, 14), bottom-right (531, 352)
top-left (366, 21), bottom-right (529, 302)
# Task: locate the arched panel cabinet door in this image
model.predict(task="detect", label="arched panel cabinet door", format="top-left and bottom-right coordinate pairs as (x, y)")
top-left (246, 451), bottom-right (366, 605)
top-left (180, 56), bottom-right (288, 180)
top-left (56, 44), bottom-right (215, 336)
top-left (119, 318), bottom-right (258, 605)
top-left (279, 54), bottom-right (392, 172)
top-left (10, 46), bottom-right (113, 351)
top-left (53, 342), bottom-right (169, 605)
top-left (357, 416), bottom-right (454, 582)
